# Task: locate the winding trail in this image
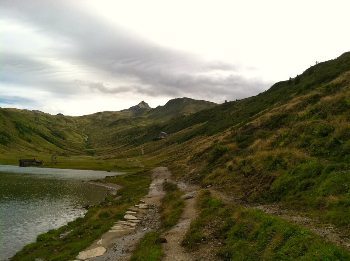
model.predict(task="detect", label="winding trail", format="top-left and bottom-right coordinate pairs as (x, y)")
top-left (76, 167), bottom-right (170, 261)
top-left (76, 166), bottom-right (350, 260)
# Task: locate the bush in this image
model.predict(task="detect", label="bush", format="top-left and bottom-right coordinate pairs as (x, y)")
top-left (210, 145), bottom-right (229, 163)
top-left (0, 131), bottom-right (11, 145)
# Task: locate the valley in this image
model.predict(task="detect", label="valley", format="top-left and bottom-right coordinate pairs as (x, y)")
top-left (1, 52), bottom-right (350, 260)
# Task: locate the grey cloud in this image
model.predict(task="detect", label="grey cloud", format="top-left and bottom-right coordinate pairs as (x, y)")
top-left (75, 80), bottom-right (131, 94)
top-left (0, 52), bottom-right (83, 96)
top-left (0, 95), bottom-right (37, 106)
top-left (0, 0), bottom-right (270, 103)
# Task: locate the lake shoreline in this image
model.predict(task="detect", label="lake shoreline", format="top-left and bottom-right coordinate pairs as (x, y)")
top-left (85, 181), bottom-right (122, 195)
top-left (11, 170), bottom-right (151, 261)
top-left (0, 165), bottom-right (125, 261)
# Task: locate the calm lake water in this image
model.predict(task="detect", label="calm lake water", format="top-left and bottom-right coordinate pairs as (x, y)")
top-left (0, 165), bottom-right (122, 260)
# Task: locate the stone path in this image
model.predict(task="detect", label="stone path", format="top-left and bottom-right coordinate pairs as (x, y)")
top-left (76, 167), bottom-right (171, 261)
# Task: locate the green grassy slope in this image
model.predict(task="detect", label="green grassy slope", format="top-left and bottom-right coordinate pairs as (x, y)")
top-left (2, 54), bottom-right (350, 225)
top-left (170, 52), bottom-right (350, 231)
top-left (183, 191), bottom-right (350, 260)
top-left (0, 97), bottom-right (215, 159)
top-left (3, 52), bottom-right (350, 259)
top-left (0, 108), bottom-right (86, 156)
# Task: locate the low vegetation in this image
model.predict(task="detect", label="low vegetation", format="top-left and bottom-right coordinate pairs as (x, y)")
top-left (131, 181), bottom-right (185, 260)
top-left (182, 190), bottom-right (350, 260)
top-left (130, 232), bottom-right (163, 261)
top-left (160, 181), bottom-right (185, 230)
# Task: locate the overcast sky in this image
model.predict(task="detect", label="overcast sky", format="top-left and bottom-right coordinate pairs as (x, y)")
top-left (1, 0), bottom-right (350, 115)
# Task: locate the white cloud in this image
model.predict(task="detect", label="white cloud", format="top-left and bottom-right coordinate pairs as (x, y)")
top-left (1, 0), bottom-right (349, 115)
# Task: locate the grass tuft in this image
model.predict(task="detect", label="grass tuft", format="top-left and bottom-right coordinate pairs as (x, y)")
top-left (182, 190), bottom-right (350, 260)
top-left (160, 181), bottom-right (185, 230)
top-left (130, 232), bottom-right (163, 261)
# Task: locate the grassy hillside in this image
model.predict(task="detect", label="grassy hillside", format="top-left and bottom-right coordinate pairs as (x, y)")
top-left (167, 52), bottom-right (350, 232)
top-left (0, 97), bottom-right (215, 161)
top-left (3, 52), bottom-right (350, 259)
top-left (183, 190), bottom-right (350, 260)
top-left (2, 54), bottom-right (350, 225)
top-left (99, 51), bottom-right (350, 236)
top-left (0, 108), bottom-right (86, 155)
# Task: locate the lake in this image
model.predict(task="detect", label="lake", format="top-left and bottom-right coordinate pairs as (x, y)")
top-left (0, 165), bottom-right (122, 260)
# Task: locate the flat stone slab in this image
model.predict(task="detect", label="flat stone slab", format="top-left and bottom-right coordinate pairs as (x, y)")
top-left (138, 204), bottom-right (148, 209)
top-left (129, 219), bottom-right (140, 223)
top-left (77, 247), bottom-right (106, 260)
top-left (124, 214), bottom-right (138, 220)
top-left (126, 210), bottom-right (137, 214)
top-left (181, 192), bottom-right (196, 200)
top-left (112, 225), bottom-right (123, 229)
top-left (118, 221), bottom-right (131, 225)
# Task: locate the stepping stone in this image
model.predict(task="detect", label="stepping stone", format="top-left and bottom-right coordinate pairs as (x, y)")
top-left (124, 214), bottom-right (138, 220)
top-left (181, 192), bottom-right (196, 200)
top-left (110, 226), bottom-right (134, 232)
top-left (138, 204), bottom-right (148, 209)
top-left (126, 210), bottom-right (137, 214)
top-left (110, 228), bottom-right (126, 232)
top-left (122, 221), bottom-right (137, 227)
top-left (77, 247), bottom-right (106, 260)
top-left (125, 222), bottom-right (137, 227)
top-left (112, 225), bottom-right (123, 230)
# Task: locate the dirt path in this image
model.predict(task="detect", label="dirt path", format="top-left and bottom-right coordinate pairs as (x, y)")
top-left (209, 188), bottom-right (350, 250)
top-left (76, 167), bottom-right (171, 261)
top-left (162, 182), bottom-right (199, 261)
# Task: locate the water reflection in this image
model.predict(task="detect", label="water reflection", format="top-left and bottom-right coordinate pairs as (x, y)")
top-left (0, 166), bottom-right (122, 260)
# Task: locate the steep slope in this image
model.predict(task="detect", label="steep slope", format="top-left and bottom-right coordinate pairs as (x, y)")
top-left (101, 52), bottom-right (350, 235)
top-left (155, 52), bottom-right (350, 140)
top-left (0, 108), bottom-right (86, 156)
top-left (155, 52), bottom-right (350, 232)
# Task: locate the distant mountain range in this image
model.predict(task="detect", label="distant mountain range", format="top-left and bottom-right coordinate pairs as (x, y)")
top-left (0, 97), bottom-right (216, 156)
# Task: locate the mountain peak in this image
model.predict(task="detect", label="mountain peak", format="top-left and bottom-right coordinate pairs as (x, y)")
top-left (123, 100), bottom-right (151, 115)
top-left (136, 101), bottom-right (151, 109)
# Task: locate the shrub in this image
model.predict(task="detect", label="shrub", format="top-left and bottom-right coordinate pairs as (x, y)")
top-left (0, 131), bottom-right (11, 145)
top-left (210, 145), bottom-right (229, 163)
